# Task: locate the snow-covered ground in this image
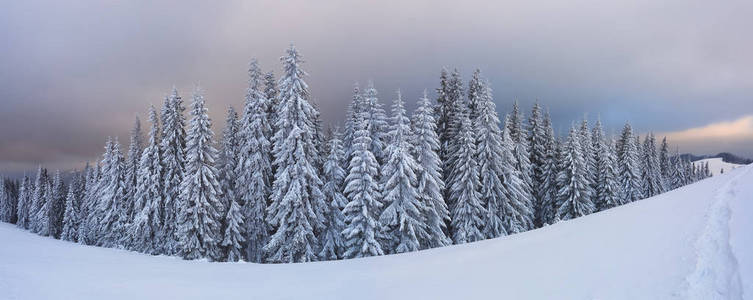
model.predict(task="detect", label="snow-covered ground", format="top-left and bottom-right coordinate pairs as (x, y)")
top-left (695, 157), bottom-right (746, 176)
top-left (0, 165), bottom-right (751, 300)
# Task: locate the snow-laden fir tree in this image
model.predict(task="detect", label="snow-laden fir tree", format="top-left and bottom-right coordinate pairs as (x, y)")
top-left (467, 69), bottom-right (484, 123)
top-left (319, 130), bottom-right (347, 260)
top-left (343, 84), bottom-right (363, 162)
top-left (473, 82), bottom-right (508, 238)
top-left (265, 46), bottom-right (327, 263)
top-left (30, 166), bottom-right (49, 235)
top-left (439, 70), bottom-right (465, 193)
top-left (160, 88), bottom-right (187, 255)
top-left (237, 59), bottom-right (272, 263)
top-left (176, 87), bottom-right (224, 261)
top-left (264, 70), bottom-right (279, 136)
top-left (659, 137), bottom-right (671, 190)
top-left (16, 176), bottom-right (33, 229)
top-left (616, 123), bottom-right (643, 204)
top-left (595, 137), bottom-right (620, 211)
top-left (122, 116), bottom-right (144, 242)
top-left (556, 126), bottom-right (594, 220)
top-left (0, 177), bottom-right (7, 222)
top-left (378, 91), bottom-right (426, 254)
top-left (342, 111), bottom-right (384, 258)
top-left (410, 90), bottom-right (451, 249)
top-left (129, 106), bottom-right (164, 254)
top-left (48, 170), bottom-right (66, 239)
top-left (578, 118), bottom-right (596, 206)
top-left (61, 176), bottom-right (82, 242)
top-left (448, 106), bottom-right (485, 244)
top-left (527, 102), bottom-right (548, 227)
top-left (641, 133), bottom-right (664, 197)
top-left (362, 81), bottom-right (389, 164)
top-left (506, 100), bottom-right (535, 230)
top-left (96, 137), bottom-right (127, 247)
top-left (500, 115), bottom-right (535, 233)
top-left (538, 112), bottom-right (560, 225)
top-left (79, 164), bottom-right (99, 244)
top-left (218, 106), bottom-right (244, 261)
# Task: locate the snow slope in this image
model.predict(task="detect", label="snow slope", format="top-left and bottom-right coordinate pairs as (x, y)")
top-left (1, 165), bottom-right (751, 300)
top-left (695, 157), bottom-right (746, 176)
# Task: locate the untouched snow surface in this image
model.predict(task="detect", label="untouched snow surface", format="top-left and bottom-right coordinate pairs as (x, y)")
top-left (695, 157), bottom-right (745, 176)
top-left (1, 165), bottom-right (751, 300)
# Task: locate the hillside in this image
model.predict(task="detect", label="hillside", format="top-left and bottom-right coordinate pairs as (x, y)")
top-left (1, 165), bottom-right (751, 300)
top-left (694, 157), bottom-right (746, 176)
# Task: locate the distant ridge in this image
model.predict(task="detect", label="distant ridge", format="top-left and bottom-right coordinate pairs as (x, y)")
top-left (679, 152), bottom-right (753, 165)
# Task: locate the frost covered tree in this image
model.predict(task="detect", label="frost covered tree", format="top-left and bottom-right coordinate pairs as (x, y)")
top-left (160, 88), bottom-right (187, 254)
top-left (319, 131), bottom-right (347, 260)
top-left (237, 59), bottom-right (273, 263)
top-left (61, 176), bottom-right (82, 242)
top-left (264, 70), bottom-right (279, 135)
top-left (30, 166), bottom-right (49, 235)
top-left (265, 46), bottom-right (327, 263)
top-left (448, 107), bottom-right (485, 244)
top-left (641, 133), bottom-right (664, 197)
top-left (221, 192), bottom-right (245, 262)
top-left (595, 137), bottom-right (620, 211)
top-left (659, 137), bottom-right (671, 188)
top-left (79, 163), bottom-right (101, 244)
top-left (122, 116), bottom-right (144, 236)
top-left (411, 90), bottom-right (451, 249)
top-left (129, 106), bottom-right (164, 254)
top-left (578, 118), bottom-right (596, 206)
top-left (48, 170), bottom-right (67, 239)
top-left (16, 176), bottom-right (33, 229)
top-left (467, 69), bottom-right (484, 122)
top-left (218, 106), bottom-right (243, 261)
top-left (500, 116), bottom-right (535, 233)
top-left (343, 112), bottom-right (384, 258)
top-left (527, 102), bottom-right (548, 227)
top-left (538, 112), bottom-right (560, 225)
top-left (556, 126), bottom-right (594, 220)
top-left (506, 101), bottom-right (535, 230)
top-left (616, 123), bottom-right (643, 203)
top-left (362, 81), bottom-right (389, 164)
top-left (473, 82), bottom-right (508, 238)
top-left (438, 69), bottom-right (465, 192)
top-left (343, 84), bottom-right (363, 162)
top-left (96, 138), bottom-right (127, 247)
top-left (379, 91), bottom-right (426, 253)
top-left (0, 178), bottom-right (7, 223)
top-left (176, 87), bottom-right (224, 261)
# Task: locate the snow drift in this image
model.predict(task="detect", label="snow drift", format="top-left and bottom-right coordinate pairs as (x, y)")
top-left (0, 164), bottom-right (751, 300)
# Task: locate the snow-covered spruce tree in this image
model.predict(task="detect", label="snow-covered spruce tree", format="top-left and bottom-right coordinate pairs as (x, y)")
top-left (641, 133), bottom-right (664, 197)
top-left (343, 84), bottom-right (364, 162)
top-left (265, 46), bottom-right (327, 263)
top-left (47, 170), bottom-right (67, 238)
top-left (538, 112), bottom-right (560, 225)
top-left (659, 137), bottom-right (671, 189)
top-left (96, 138), bottom-right (127, 247)
top-left (616, 123), bottom-right (643, 204)
top-left (343, 111), bottom-right (384, 258)
top-left (595, 137), bottom-right (620, 211)
top-left (160, 88), bottom-right (187, 255)
top-left (176, 87), bottom-right (224, 261)
top-left (506, 100), bottom-right (535, 230)
top-left (467, 69), bottom-right (484, 123)
top-left (362, 81), bottom-right (389, 164)
top-left (556, 126), bottom-right (594, 220)
top-left (61, 176), bottom-right (82, 242)
top-left (527, 102), bottom-right (548, 227)
top-left (319, 130), bottom-right (347, 260)
top-left (237, 59), bottom-right (272, 263)
top-left (474, 82), bottom-right (508, 238)
top-left (0, 177), bottom-right (7, 223)
top-left (410, 90), bottom-right (451, 249)
top-left (438, 70), bottom-right (465, 192)
top-left (129, 106), bottom-right (164, 254)
top-left (578, 119), bottom-right (596, 206)
top-left (218, 106), bottom-right (243, 261)
top-left (378, 91), bottom-right (426, 254)
top-left (500, 116), bottom-right (535, 233)
top-left (264, 70), bottom-right (279, 136)
top-left (79, 164), bottom-right (100, 244)
top-left (30, 166), bottom-right (49, 235)
top-left (122, 116), bottom-right (144, 243)
top-left (16, 176), bottom-right (33, 229)
top-left (448, 107), bottom-right (485, 244)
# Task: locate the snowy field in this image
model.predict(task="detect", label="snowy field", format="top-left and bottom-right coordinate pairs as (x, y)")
top-left (695, 157), bottom-right (745, 176)
top-left (1, 165), bottom-right (751, 300)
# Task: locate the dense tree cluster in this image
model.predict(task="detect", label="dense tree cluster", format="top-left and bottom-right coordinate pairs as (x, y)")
top-left (0, 46), bottom-right (713, 262)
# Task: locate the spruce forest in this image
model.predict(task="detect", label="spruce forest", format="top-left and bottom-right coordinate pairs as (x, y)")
top-left (0, 45), bottom-right (716, 263)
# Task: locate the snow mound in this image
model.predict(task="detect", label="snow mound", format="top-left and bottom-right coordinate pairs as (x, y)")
top-left (1, 165), bottom-right (752, 300)
top-left (695, 157), bottom-right (746, 176)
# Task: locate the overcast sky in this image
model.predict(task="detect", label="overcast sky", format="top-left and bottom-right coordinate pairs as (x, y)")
top-left (1, 0), bottom-right (752, 174)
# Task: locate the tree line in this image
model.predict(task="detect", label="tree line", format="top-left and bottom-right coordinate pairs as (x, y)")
top-left (0, 45), bottom-right (713, 263)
